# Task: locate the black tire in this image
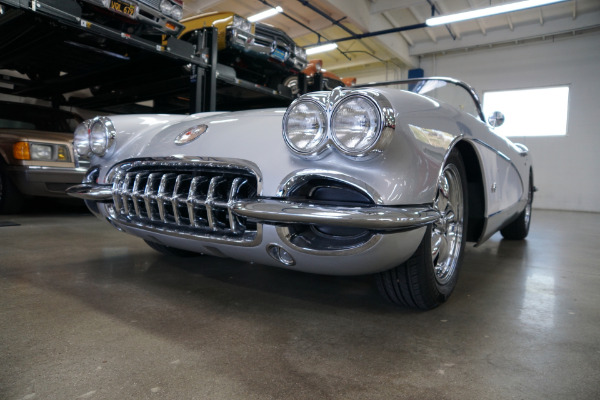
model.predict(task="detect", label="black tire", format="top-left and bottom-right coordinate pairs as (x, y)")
top-left (144, 240), bottom-right (201, 257)
top-left (376, 150), bottom-right (468, 310)
top-left (501, 172), bottom-right (533, 240)
top-left (0, 165), bottom-right (24, 214)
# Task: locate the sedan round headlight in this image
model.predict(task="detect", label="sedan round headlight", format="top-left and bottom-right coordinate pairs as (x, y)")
top-left (331, 96), bottom-right (382, 157)
top-left (74, 121), bottom-right (91, 157)
top-left (171, 5), bottom-right (183, 20)
top-left (89, 117), bottom-right (116, 156)
top-left (283, 100), bottom-right (327, 156)
top-left (160, 0), bottom-right (174, 15)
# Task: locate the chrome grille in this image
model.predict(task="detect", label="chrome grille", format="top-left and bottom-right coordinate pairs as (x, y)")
top-left (137, 0), bottom-right (161, 11)
top-left (109, 161), bottom-right (259, 243)
top-left (254, 23), bottom-right (294, 50)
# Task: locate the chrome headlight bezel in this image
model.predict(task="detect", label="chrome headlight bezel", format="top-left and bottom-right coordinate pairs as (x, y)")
top-left (282, 89), bottom-right (395, 161)
top-left (89, 116), bottom-right (116, 156)
top-left (74, 117), bottom-right (116, 157)
top-left (282, 98), bottom-right (329, 157)
top-left (331, 94), bottom-right (392, 159)
top-left (74, 120), bottom-right (92, 157)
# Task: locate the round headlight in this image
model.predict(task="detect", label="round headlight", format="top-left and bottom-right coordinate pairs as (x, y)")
top-left (160, 0), bottom-right (173, 15)
top-left (171, 5), bottom-right (183, 20)
top-left (89, 117), bottom-right (116, 156)
top-left (331, 96), bottom-right (382, 157)
top-left (283, 100), bottom-right (327, 156)
top-left (74, 121), bottom-right (91, 157)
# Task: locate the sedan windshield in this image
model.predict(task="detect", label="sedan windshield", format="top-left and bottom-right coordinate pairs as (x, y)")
top-left (0, 103), bottom-right (82, 133)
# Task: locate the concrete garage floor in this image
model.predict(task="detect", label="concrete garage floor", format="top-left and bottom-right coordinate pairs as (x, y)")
top-left (1, 202), bottom-right (599, 400)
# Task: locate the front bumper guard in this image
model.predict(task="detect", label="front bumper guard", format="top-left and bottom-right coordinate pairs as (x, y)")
top-left (67, 184), bottom-right (439, 230)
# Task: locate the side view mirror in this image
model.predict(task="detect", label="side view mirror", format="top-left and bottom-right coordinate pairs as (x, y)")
top-left (488, 111), bottom-right (505, 127)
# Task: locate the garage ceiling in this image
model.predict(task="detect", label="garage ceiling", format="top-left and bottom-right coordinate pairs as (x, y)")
top-left (182, 0), bottom-right (600, 72)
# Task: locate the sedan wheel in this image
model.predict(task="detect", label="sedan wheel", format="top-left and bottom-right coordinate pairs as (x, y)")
top-left (376, 150), bottom-right (468, 310)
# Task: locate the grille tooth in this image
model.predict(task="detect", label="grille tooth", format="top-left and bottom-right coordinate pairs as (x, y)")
top-left (109, 162), bottom-right (258, 243)
top-left (157, 173), bottom-right (177, 223)
top-left (206, 176), bottom-right (226, 231)
top-left (228, 177), bottom-right (248, 234)
top-left (143, 173), bottom-right (162, 221)
top-left (112, 171), bottom-right (125, 214)
top-left (132, 172), bottom-right (149, 217)
top-left (172, 174), bottom-right (192, 225)
top-left (187, 176), bottom-right (209, 228)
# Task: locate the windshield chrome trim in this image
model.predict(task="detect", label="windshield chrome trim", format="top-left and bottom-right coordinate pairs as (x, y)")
top-left (355, 76), bottom-right (485, 122)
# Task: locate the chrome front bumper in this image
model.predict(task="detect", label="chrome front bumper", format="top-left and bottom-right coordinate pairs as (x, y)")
top-left (67, 183), bottom-right (439, 230)
top-left (228, 28), bottom-right (307, 72)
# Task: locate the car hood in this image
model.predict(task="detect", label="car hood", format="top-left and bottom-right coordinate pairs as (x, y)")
top-left (0, 129), bottom-right (74, 144)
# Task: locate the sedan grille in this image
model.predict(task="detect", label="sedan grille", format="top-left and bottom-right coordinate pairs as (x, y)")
top-left (109, 160), bottom-right (259, 244)
top-left (137, 0), bottom-right (161, 10)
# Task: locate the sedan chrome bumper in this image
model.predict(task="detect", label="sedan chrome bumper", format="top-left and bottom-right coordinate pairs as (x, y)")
top-left (66, 183), bottom-right (439, 230)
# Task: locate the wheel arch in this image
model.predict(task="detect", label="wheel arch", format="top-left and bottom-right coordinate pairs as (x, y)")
top-left (453, 140), bottom-right (485, 242)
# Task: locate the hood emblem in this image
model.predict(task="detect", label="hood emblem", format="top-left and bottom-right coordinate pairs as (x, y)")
top-left (174, 124), bottom-right (208, 145)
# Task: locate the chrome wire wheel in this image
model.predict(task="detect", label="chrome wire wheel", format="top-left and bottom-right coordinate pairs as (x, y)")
top-left (375, 150), bottom-right (468, 310)
top-left (431, 163), bottom-right (464, 285)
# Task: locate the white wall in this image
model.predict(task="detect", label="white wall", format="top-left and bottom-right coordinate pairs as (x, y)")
top-left (418, 32), bottom-right (600, 212)
top-left (341, 32), bottom-right (600, 213)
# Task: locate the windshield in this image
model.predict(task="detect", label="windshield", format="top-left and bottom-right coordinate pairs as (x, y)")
top-left (358, 78), bottom-right (485, 122)
top-left (0, 103), bottom-right (82, 133)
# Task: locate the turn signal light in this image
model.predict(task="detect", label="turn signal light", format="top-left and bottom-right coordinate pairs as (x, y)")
top-left (13, 142), bottom-right (30, 160)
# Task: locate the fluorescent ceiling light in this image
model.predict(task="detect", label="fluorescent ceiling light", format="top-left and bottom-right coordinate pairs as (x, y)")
top-left (426, 0), bottom-right (567, 26)
top-left (248, 6), bottom-right (283, 22)
top-left (306, 43), bottom-right (338, 55)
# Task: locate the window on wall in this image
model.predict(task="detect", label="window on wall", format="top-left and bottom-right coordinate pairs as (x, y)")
top-left (483, 86), bottom-right (569, 137)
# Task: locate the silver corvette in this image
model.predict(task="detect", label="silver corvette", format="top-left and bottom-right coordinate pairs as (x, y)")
top-left (68, 77), bottom-right (534, 310)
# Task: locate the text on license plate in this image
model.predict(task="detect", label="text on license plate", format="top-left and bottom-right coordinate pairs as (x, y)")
top-left (271, 48), bottom-right (287, 62)
top-left (110, 0), bottom-right (136, 18)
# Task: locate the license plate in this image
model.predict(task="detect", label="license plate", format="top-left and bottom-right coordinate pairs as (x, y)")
top-left (271, 48), bottom-right (287, 62)
top-left (109, 0), bottom-right (136, 18)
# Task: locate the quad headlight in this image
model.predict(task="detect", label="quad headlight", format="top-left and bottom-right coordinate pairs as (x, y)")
top-left (232, 15), bottom-right (252, 33)
top-left (160, 0), bottom-right (183, 20)
top-left (331, 96), bottom-right (381, 156)
top-left (282, 90), bottom-right (395, 160)
top-left (74, 121), bottom-right (91, 157)
top-left (74, 117), bottom-right (116, 157)
top-left (282, 99), bottom-right (328, 156)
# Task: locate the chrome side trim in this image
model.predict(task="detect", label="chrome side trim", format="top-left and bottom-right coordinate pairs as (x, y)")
top-left (233, 199), bottom-right (439, 230)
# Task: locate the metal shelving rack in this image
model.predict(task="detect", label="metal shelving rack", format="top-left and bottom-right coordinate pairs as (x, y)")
top-left (0, 0), bottom-right (298, 113)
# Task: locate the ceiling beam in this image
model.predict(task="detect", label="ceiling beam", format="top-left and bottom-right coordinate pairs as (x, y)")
top-left (409, 5), bottom-right (437, 43)
top-left (319, 0), bottom-right (418, 67)
top-left (382, 11), bottom-right (413, 46)
top-left (465, 0), bottom-right (487, 35)
top-left (369, 0), bottom-right (422, 14)
top-left (410, 10), bottom-right (600, 56)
